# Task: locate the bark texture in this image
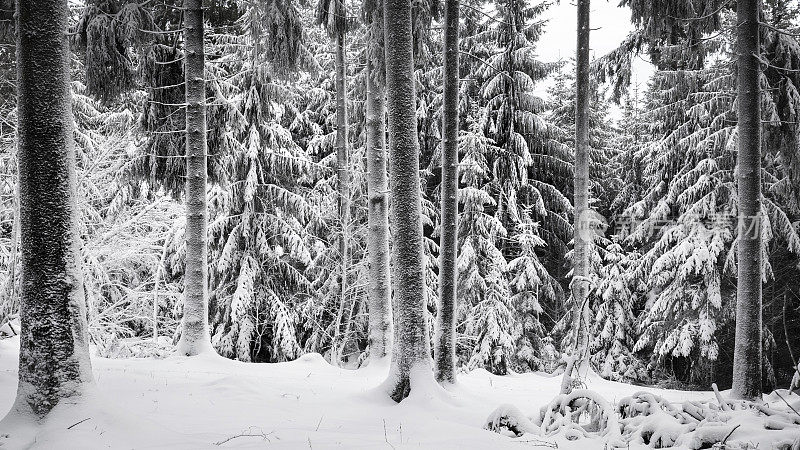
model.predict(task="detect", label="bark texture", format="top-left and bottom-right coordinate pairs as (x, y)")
top-left (561, 0), bottom-right (591, 394)
top-left (365, 54), bottom-right (392, 362)
top-left (383, 0), bottom-right (433, 402)
top-left (731, 0), bottom-right (762, 401)
top-left (332, 29), bottom-right (351, 363)
top-left (10, 0), bottom-right (93, 418)
top-left (177, 0), bottom-right (213, 356)
top-left (434, 0), bottom-right (459, 385)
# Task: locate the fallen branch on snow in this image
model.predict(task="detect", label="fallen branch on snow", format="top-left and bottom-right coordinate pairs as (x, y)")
top-left (539, 389), bottom-right (623, 446)
top-left (67, 417), bottom-right (92, 430)
top-left (213, 427), bottom-right (273, 446)
top-left (484, 387), bottom-right (800, 449)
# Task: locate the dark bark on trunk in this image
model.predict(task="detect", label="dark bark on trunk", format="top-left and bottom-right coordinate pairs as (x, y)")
top-left (732, 0), bottom-right (762, 401)
top-left (366, 54), bottom-right (392, 362)
top-left (9, 0), bottom-right (93, 418)
top-left (434, 0), bottom-right (459, 385)
top-left (177, 0), bottom-right (212, 356)
top-left (383, 0), bottom-right (433, 402)
top-left (332, 29), bottom-right (351, 363)
top-left (561, 0), bottom-right (591, 394)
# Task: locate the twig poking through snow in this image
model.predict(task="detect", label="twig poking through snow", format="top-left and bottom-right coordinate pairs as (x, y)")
top-left (721, 424), bottom-right (740, 445)
top-left (213, 427), bottom-right (273, 446)
top-left (774, 391), bottom-right (800, 418)
top-left (67, 418), bottom-right (92, 430)
top-left (383, 419), bottom-right (396, 449)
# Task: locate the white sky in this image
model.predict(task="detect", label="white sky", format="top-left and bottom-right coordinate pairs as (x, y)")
top-left (535, 1), bottom-right (654, 116)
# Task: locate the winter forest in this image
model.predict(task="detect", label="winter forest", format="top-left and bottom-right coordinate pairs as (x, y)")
top-left (1, 0), bottom-right (800, 448)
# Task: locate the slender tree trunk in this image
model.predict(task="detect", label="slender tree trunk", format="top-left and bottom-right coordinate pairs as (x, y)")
top-left (561, 0), bottom-right (591, 394)
top-left (784, 293), bottom-right (796, 368)
top-left (331, 29), bottom-right (351, 364)
top-left (2, 176), bottom-right (19, 321)
top-left (177, 0), bottom-right (213, 356)
top-left (6, 0), bottom-right (93, 418)
top-left (383, 0), bottom-right (433, 402)
top-left (365, 52), bottom-right (392, 363)
top-left (434, 0), bottom-right (459, 385)
top-left (153, 224), bottom-right (176, 343)
top-left (731, 0), bottom-right (762, 401)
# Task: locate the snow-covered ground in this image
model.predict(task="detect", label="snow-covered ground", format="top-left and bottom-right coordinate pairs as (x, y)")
top-left (0, 337), bottom-right (764, 449)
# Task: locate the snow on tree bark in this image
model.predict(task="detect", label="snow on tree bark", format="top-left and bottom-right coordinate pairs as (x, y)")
top-left (561, 0), bottom-right (592, 393)
top-left (434, 0), bottom-right (459, 385)
top-left (382, 0), bottom-right (434, 402)
top-left (332, 27), bottom-right (352, 363)
top-left (177, 0), bottom-right (213, 356)
top-left (731, 0), bottom-right (762, 401)
top-left (7, 0), bottom-right (93, 418)
top-left (365, 52), bottom-right (393, 363)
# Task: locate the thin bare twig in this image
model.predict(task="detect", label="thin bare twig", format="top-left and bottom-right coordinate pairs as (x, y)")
top-left (774, 391), bottom-right (800, 418)
top-left (721, 424), bottom-right (740, 445)
top-left (67, 417), bottom-right (92, 430)
top-left (213, 427), bottom-right (273, 446)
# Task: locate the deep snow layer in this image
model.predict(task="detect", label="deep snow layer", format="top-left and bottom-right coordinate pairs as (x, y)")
top-left (0, 337), bottom-right (721, 449)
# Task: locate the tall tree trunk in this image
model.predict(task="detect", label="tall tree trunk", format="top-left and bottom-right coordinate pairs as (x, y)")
top-left (561, 0), bottom-right (591, 394)
top-left (383, 0), bottom-right (433, 402)
top-left (177, 0), bottom-right (213, 356)
top-left (365, 52), bottom-right (392, 363)
top-left (7, 0), bottom-right (93, 418)
top-left (434, 0), bottom-right (459, 385)
top-left (732, 0), bottom-right (762, 401)
top-left (331, 29), bottom-right (351, 364)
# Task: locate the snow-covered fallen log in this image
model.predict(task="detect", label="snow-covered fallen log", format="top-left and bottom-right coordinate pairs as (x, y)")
top-left (484, 404), bottom-right (540, 437)
top-left (484, 387), bottom-right (800, 449)
top-left (485, 389), bottom-right (624, 447)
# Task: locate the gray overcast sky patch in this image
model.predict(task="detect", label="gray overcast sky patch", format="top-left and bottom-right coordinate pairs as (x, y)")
top-left (536, 1), bottom-right (654, 117)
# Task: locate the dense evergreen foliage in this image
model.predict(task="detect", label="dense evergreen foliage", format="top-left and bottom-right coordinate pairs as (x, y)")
top-left (0, 0), bottom-right (799, 394)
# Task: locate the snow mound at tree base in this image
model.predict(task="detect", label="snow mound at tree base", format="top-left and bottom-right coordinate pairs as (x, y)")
top-left (0, 390), bottom-right (177, 449)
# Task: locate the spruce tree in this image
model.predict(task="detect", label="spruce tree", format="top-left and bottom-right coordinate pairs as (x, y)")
top-left (317, 0), bottom-right (352, 364)
top-left (4, 0), bottom-right (93, 419)
top-left (434, 0), bottom-right (459, 384)
top-left (363, 0), bottom-right (392, 363)
top-left (176, 0), bottom-right (213, 356)
top-left (731, 0), bottom-right (762, 401)
top-left (455, 0), bottom-right (567, 375)
top-left (208, 0), bottom-right (315, 362)
top-left (590, 239), bottom-right (645, 382)
top-left (615, 0), bottom-right (800, 387)
top-left (562, 0), bottom-right (593, 392)
top-left (382, 0), bottom-right (434, 402)
top-left (75, 0), bottom-right (156, 103)
top-left (547, 65), bottom-right (619, 218)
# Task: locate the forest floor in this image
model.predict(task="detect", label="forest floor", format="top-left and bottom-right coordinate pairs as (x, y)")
top-left (0, 336), bottom-right (772, 449)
